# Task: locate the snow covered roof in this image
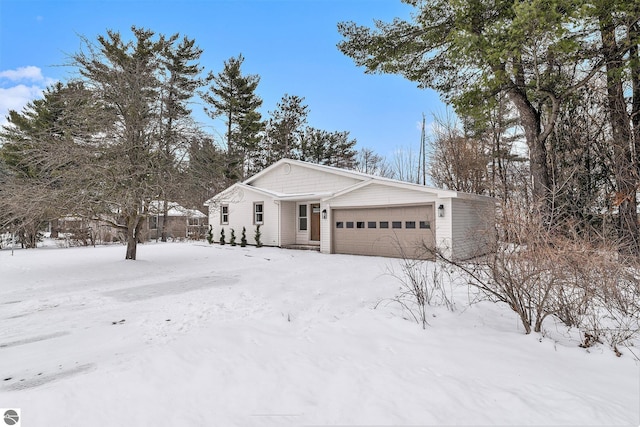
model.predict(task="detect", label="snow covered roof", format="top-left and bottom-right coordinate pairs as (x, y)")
top-left (148, 201), bottom-right (206, 218)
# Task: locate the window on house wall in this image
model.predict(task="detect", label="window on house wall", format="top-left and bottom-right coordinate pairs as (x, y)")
top-left (406, 221), bottom-right (416, 229)
top-left (221, 205), bottom-right (229, 225)
top-left (392, 221), bottom-right (402, 229)
top-left (336, 221), bottom-right (344, 228)
top-left (380, 221), bottom-right (389, 228)
top-left (368, 221), bottom-right (377, 228)
top-left (346, 221), bottom-right (354, 229)
top-left (188, 218), bottom-right (200, 226)
top-left (299, 204), bottom-right (307, 231)
top-left (420, 221), bottom-right (431, 229)
top-left (254, 202), bottom-right (264, 225)
top-left (150, 216), bottom-right (158, 230)
top-left (356, 221), bottom-right (365, 229)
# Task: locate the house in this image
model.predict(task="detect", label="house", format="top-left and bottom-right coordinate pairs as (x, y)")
top-left (205, 159), bottom-right (495, 260)
top-left (147, 201), bottom-right (208, 241)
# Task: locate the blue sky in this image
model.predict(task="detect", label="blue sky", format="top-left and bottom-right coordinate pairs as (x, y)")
top-left (0, 0), bottom-right (445, 157)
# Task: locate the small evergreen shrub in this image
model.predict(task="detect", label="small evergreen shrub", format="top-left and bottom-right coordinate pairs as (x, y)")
top-left (230, 228), bottom-right (236, 246)
top-left (255, 224), bottom-right (262, 247)
top-left (207, 225), bottom-right (213, 244)
top-left (241, 227), bottom-right (247, 247)
top-left (220, 228), bottom-right (226, 245)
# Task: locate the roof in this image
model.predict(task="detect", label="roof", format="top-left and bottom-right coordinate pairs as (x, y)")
top-left (205, 158), bottom-right (495, 205)
top-left (148, 201), bottom-right (206, 218)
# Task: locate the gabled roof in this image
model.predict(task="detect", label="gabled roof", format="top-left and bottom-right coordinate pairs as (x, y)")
top-left (205, 158), bottom-right (495, 205)
top-left (243, 158), bottom-right (373, 186)
top-left (245, 158), bottom-right (493, 201)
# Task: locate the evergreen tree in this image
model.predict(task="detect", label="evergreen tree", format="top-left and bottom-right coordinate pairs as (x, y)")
top-left (299, 127), bottom-right (357, 168)
top-left (156, 34), bottom-right (205, 242)
top-left (220, 228), bottom-right (226, 245)
top-left (262, 94), bottom-right (308, 165)
top-left (202, 54), bottom-right (263, 180)
top-left (230, 228), bottom-right (236, 246)
top-left (338, 0), bottom-right (602, 217)
top-left (0, 81), bottom-right (101, 248)
top-left (240, 226), bottom-right (247, 247)
top-left (207, 225), bottom-right (213, 244)
top-left (254, 224), bottom-right (262, 247)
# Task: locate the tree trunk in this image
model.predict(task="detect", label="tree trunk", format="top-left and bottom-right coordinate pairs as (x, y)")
top-left (630, 22), bottom-right (640, 176)
top-left (161, 198), bottom-right (168, 242)
top-left (507, 88), bottom-right (551, 213)
top-left (125, 214), bottom-right (142, 260)
top-left (599, 11), bottom-right (640, 254)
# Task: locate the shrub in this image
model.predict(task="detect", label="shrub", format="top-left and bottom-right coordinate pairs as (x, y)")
top-left (220, 228), bottom-right (226, 245)
top-left (230, 228), bottom-right (236, 246)
top-left (240, 227), bottom-right (247, 247)
top-left (206, 225), bottom-right (213, 244)
top-left (255, 224), bottom-right (262, 247)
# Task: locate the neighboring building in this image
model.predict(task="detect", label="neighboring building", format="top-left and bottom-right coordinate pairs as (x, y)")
top-left (147, 201), bottom-right (208, 241)
top-left (205, 159), bottom-right (495, 260)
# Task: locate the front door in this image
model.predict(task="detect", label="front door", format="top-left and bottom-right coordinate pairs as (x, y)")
top-left (310, 203), bottom-right (320, 241)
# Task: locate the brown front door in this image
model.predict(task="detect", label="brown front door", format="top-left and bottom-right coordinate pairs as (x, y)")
top-left (310, 203), bottom-right (320, 241)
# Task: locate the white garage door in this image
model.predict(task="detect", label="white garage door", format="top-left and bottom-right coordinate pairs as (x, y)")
top-left (332, 205), bottom-right (435, 259)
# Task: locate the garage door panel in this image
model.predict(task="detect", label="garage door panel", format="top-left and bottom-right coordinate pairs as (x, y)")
top-left (332, 206), bottom-right (435, 259)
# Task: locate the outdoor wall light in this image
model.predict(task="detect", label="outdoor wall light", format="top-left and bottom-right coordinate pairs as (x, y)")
top-left (438, 204), bottom-right (445, 217)
top-left (322, 209), bottom-right (327, 219)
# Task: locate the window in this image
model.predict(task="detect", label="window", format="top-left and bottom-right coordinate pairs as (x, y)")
top-left (188, 218), bottom-right (200, 226)
top-left (392, 221), bottom-right (402, 229)
top-left (367, 221), bottom-right (377, 228)
top-left (346, 221), bottom-right (354, 229)
top-left (420, 221), bottom-right (431, 229)
top-left (254, 202), bottom-right (264, 225)
top-left (299, 204), bottom-right (308, 231)
top-left (221, 205), bottom-right (229, 225)
top-left (356, 221), bottom-right (365, 229)
top-left (405, 221), bottom-right (416, 229)
top-left (380, 221), bottom-right (389, 229)
top-left (336, 221), bottom-right (344, 228)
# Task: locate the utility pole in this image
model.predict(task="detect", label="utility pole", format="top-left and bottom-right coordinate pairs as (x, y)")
top-left (418, 113), bottom-right (426, 185)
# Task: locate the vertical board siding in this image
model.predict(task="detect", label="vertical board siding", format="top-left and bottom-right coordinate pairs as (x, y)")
top-left (451, 198), bottom-right (495, 260)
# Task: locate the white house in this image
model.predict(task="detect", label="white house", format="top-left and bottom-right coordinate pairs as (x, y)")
top-left (205, 159), bottom-right (495, 260)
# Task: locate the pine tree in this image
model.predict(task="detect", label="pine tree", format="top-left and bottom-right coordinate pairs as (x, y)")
top-left (202, 54), bottom-right (263, 180)
top-left (156, 34), bottom-right (205, 242)
top-left (262, 94), bottom-right (308, 165)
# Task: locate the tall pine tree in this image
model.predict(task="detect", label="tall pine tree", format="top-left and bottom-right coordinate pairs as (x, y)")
top-left (202, 54), bottom-right (263, 180)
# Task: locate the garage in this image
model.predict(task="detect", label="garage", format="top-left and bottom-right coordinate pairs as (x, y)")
top-left (332, 205), bottom-right (435, 259)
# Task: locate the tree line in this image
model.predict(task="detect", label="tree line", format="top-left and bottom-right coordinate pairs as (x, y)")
top-left (0, 27), bottom-right (361, 259)
top-left (339, 0), bottom-right (640, 254)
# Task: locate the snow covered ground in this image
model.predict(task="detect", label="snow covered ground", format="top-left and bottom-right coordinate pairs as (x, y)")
top-left (0, 242), bottom-right (638, 426)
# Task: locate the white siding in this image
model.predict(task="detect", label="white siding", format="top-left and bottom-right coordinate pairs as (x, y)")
top-left (280, 201), bottom-right (296, 246)
top-left (329, 183), bottom-right (441, 208)
top-left (451, 198), bottom-right (495, 260)
top-left (434, 198), bottom-right (453, 259)
top-left (250, 162), bottom-right (360, 194)
top-left (320, 202), bottom-right (331, 253)
top-left (295, 202), bottom-right (309, 244)
top-left (208, 189), bottom-right (280, 246)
